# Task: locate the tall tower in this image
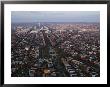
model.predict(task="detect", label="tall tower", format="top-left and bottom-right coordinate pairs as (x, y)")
top-left (34, 26), bottom-right (36, 30)
top-left (38, 22), bottom-right (40, 28)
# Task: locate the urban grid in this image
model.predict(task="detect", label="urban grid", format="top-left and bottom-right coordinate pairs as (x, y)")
top-left (11, 22), bottom-right (100, 77)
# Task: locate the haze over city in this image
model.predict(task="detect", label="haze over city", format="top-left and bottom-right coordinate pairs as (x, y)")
top-left (11, 11), bottom-right (100, 23)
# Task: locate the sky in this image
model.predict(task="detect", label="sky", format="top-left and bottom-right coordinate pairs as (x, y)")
top-left (11, 11), bottom-right (100, 23)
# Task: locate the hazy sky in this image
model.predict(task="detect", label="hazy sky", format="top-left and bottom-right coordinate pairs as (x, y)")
top-left (11, 11), bottom-right (100, 23)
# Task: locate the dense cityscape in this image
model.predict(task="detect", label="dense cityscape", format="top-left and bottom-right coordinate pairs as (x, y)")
top-left (11, 22), bottom-right (100, 77)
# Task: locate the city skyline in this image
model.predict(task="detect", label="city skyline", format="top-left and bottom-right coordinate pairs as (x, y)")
top-left (11, 11), bottom-right (100, 23)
